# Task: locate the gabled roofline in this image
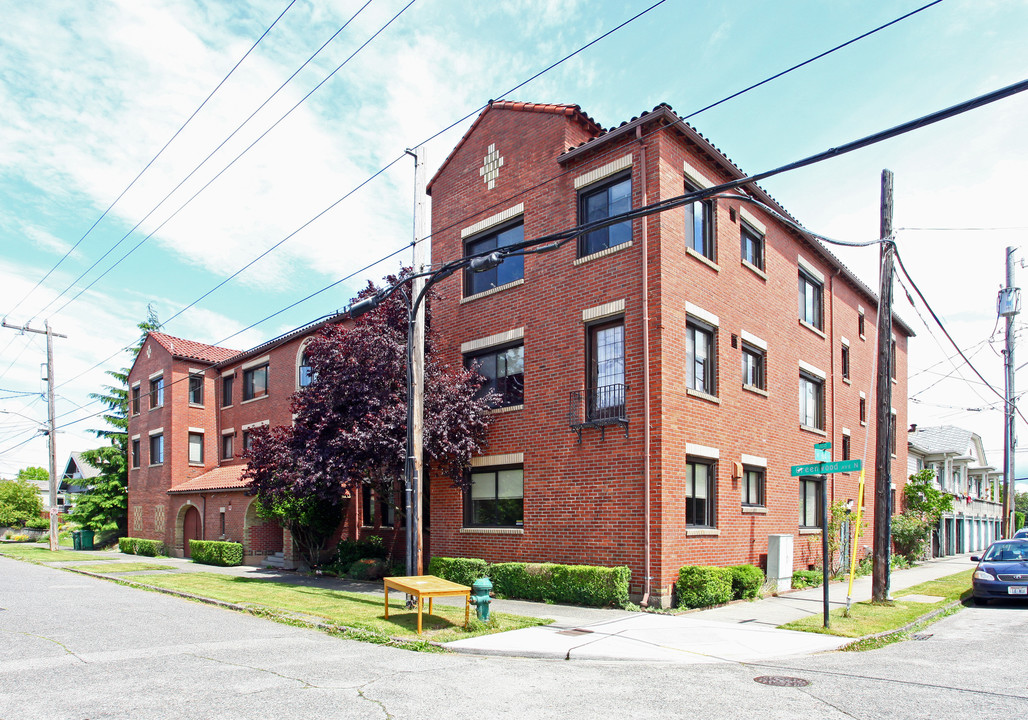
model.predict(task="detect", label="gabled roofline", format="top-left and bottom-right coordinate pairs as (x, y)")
top-left (213, 311), bottom-right (349, 370)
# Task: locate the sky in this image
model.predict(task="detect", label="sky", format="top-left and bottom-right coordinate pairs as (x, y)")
top-left (1, 0), bottom-right (1027, 489)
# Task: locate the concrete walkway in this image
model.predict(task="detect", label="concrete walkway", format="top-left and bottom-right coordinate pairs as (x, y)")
top-left (43, 548), bottom-right (975, 664)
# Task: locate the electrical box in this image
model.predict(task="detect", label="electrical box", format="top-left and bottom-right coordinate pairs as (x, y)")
top-left (998, 287), bottom-right (1021, 317)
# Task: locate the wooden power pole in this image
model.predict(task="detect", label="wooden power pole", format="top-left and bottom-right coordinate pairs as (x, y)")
top-left (872, 170), bottom-right (895, 603)
top-left (410, 146), bottom-right (427, 576)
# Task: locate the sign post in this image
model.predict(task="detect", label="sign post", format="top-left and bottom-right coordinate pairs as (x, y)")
top-left (790, 446), bottom-right (863, 629)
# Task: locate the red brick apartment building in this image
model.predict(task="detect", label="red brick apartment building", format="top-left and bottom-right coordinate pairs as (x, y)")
top-left (425, 101), bottom-right (912, 604)
top-left (126, 100), bottom-right (911, 603)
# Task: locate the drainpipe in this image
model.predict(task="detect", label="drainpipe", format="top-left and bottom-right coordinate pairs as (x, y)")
top-left (202, 494), bottom-right (207, 540)
top-left (636, 125), bottom-right (652, 607)
top-left (830, 268), bottom-right (839, 502)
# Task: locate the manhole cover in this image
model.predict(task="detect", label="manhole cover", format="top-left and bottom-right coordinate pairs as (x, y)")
top-left (754, 676), bottom-right (811, 687)
top-left (556, 628), bottom-right (594, 637)
top-left (911, 633), bottom-right (933, 641)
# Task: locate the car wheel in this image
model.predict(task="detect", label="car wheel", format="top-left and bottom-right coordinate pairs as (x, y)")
top-left (973, 596), bottom-right (989, 606)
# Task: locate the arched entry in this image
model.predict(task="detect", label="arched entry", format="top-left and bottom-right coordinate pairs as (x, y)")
top-left (183, 506), bottom-right (202, 557)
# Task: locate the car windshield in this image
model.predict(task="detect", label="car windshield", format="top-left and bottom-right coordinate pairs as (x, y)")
top-left (983, 541), bottom-right (1028, 561)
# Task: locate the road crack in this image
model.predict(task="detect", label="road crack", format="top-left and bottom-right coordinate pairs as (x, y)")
top-left (0, 628), bottom-right (86, 664)
top-left (186, 653), bottom-right (318, 689)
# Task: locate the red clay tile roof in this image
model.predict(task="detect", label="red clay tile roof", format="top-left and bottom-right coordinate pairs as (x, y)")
top-left (168, 465), bottom-right (250, 494)
top-left (148, 332), bottom-right (240, 364)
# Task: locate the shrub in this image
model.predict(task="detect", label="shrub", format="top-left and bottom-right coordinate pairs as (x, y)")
top-left (676, 566), bottom-right (733, 609)
top-left (489, 562), bottom-right (548, 601)
top-left (189, 540), bottom-right (243, 566)
top-left (119, 537), bottom-right (166, 557)
top-left (489, 562), bottom-right (630, 607)
top-left (891, 512), bottom-right (929, 561)
top-left (428, 556), bottom-right (489, 586)
top-left (118, 537), bottom-right (136, 554)
top-left (25, 516), bottom-right (50, 530)
top-left (346, 558), bottom-right (389, 580)
top-left (729, 564), bottom-right (765, 600)
top-left (325, 536), bottom-right (387, 575)
top-left (1015, 511), bottom-right (1025, 532)
top-left (792, 569), bottom-right (823, 588)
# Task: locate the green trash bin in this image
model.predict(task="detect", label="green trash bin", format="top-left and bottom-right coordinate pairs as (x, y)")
top-left (80, 530), bottom-right (94, 550)
top-left (72, 530), bottom-right (82, 551)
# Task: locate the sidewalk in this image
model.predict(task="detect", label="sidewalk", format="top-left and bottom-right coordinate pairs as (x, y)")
top-left (49, 548), bottom-right (975, 664)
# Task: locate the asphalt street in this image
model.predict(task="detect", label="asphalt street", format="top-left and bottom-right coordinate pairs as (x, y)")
top-left (2, 556), bottom-right (1026, 719)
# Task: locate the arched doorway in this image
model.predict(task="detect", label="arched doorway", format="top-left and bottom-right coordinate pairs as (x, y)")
top-left (183, 506), bottom-right (202, 557)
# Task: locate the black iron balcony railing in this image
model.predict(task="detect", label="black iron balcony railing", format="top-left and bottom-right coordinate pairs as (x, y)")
top-left (569, 384), bottom-right (628, 441)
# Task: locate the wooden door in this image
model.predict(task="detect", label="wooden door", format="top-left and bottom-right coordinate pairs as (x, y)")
top-left (183, 506), bottom-right (201, 558)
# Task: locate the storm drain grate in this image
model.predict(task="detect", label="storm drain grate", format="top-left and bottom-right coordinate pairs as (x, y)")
top-left (556, 628), bottom-right (594, 637)
top-left (911, 633), bottom-right (933, 641)
top-left (754, 676), bottom-right (811, 688)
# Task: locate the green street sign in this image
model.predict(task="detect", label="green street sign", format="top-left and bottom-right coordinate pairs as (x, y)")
top-left (814, 442), bottom-right (832, 450)
top-left (790, 459), bottom-right (863, 476)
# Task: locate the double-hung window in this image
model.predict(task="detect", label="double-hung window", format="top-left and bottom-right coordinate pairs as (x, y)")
top-left (243, 364), bottom-right (268, 401)
top-left (149, 376), bottom-right (164, 409)
top-left (742, 466), bottom-right (764, 507)
top-left (687, 320), bottom-right (716, 395)
top-left (587, 320), bottom-right (625, 420)
top-left (222, 375), bottom-right (234, 407)
top-left (686, 459), bottom-right (715, 527)
top-left (798, 269), bottom-right (823, 329)
top-left (188, 432), bottom-right (204, 465)
top-left (131, 439), bottom-right (140, 469)
top-left (464, 222), bottom-right (524, 297)
top-left (149, 433), bottom-right (164, 465)
top-left (841, 342), bottom-right (851, 380)
top-left (799, 476), bottom-right (823, 527)
top-left (741, 342), bottom-right (765, 390)
top-left (466, 344), bottom-right (524, 408)
top-left (298, 351), bottom-right (313, 388)
top-left (222, 433), bottom-right (233, 460)
top-left (799, 372), bottom-right (825, 430)
top-left (131, 386), bottom-right (140, 415)
top-left (465, 466), bottom-right (524, 527)
top-left (684, 181), bottom-right (713, 260)
top-left (579, 175), bottom-right (632, 257)
top-left (188, 374), bottom-right (204, 405)
top-left (740, 221), bottom-right (764, 270)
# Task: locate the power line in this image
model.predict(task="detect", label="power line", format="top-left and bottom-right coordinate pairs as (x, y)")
top-left (5, 0), bottom-right (298, 323)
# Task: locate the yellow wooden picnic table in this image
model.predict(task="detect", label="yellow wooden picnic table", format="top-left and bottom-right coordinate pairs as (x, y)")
top-left (383, 575), bottom-right (470, 634)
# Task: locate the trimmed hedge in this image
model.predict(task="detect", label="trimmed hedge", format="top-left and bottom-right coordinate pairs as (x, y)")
top-left (189, 540), bottom-right (243, 566)
top-left (729, 564), bottom-right (765, 600)
top-left (118, 537), bottom-right (166, 557)
top-left (677, 566), bottom-right (733, 609)
top-left (428, 556), bottom-right (489, 586)
top-left (792, 569), bottom-right (823, 588)
top-left (429, 557), bottom-right (631, 607)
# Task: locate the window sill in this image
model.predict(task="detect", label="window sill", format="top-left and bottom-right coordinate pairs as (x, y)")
top-left (460, 278), bottom-right (525, 304)
top-left (800, 424), bottom-right (828, 437)
top-left (148, 463), bottom-right (163, 468)
top-left (240, 395), bottom-right (268, 405)
top-left (488, 404), bottom-right (523, 415)
top-left (149, 406), bottom-right (163, 412)
top-left (842, 378), bottom-right (852, 385)
top-left (741, 259), bottom-right (767, 281)
top-left (189, 403), bottom-right (205, 409)
top-left (741, 506), bottom-right (768, 515)
top-left (188, 463), bottom-right (204, 468)
top-left (686, 388), bottom-right (721, 404)
top-left (574, 240), bottom-right (633, 266)
top-left (686, 527), bottom-right (720, 537)
top-left (460, 527), bottom-right (525, 535)
top-left (742, 384), bottom-right (768, 397)
top-left (686, 246), bottom-right (720, 272)
top-left (799, 319), bottom-right (826, 339)
top-left (799, 528), bottom-right (823, 535)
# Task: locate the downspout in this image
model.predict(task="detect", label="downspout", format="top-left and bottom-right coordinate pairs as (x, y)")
top-left (202, 494), bottom-right (207, 541)
top-left (830, 268), bottom-right (840, 502)
top-left (637, 125), bottom-right (652, 607)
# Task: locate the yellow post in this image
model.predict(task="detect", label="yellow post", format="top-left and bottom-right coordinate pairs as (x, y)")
top-left (845, 469), bottom-right (867, 615)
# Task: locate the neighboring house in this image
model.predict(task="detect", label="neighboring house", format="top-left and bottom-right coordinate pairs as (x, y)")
top-left (426, 100), bottom-right (913, 606)
top-left (907, 424), bottom-right (1003, 555)
top-left (58, 451), bottom-right (100, 511)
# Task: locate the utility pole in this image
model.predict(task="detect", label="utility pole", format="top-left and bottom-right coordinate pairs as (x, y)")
top-left (872, 169), bottom-right (895, 603)
top-left (1, 320), bottom-right (67, 551)
top-left (410, 146), bottom-right (427, 576)
top-left (999, 247), bottom-right (1020, 537)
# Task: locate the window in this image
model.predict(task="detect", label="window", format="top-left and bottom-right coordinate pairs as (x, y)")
top-left (858, 311), bottom-right (866, 338)
top-left (464, 222), bottom-right (525, 296)
top-left (361, 485), bottom-right (374, 526)
top-left (684, 181), bottom-right (713, 260)
top-left (740, 221), bottom-right (764, 270)
top-left (242, 430), bottom-right (253, 453)
top-left (222, 375), bottom-right (234, 407)
top-left (188, 432), bottom-right (204, 465)
top-left (131, 386), bottom-right (140, 415)
top-left (465, 343), bottom-right (524, 407)
top-left (890, 413), bottom-right (897, 455)
top-left (221, 433), bottom-right (233, 461)
top-left (686, 459), bottom-right (715, 527)
top-left (188, 374), bottom-right (204, 405)
top-left (149, 376), bottom-right (164, 409)
top-left (588, 320), bottom-right (625, 419)
top-left (842, 434), bottom-right (851, 461)
top-left (798, 270), bottom-right (823, 329)
top-left (799, 372), bottom-right (824, 430)
top-left (298, 351), bottom-right (313, 388)
top-left (742, 466), bottom-right (764, 507)
top-left (742, 342), bottom-right (765, 390)
top-left (859, 395), bottom-right (867, 424)
top-left (131, 439), bottom-right (140, 469)
top-left (579, 175), bottom-right (632, 257)
top-left (219, 511), bottom-right (226, 537)
top-left (841, 344), bottom-right (850, 380)
top-left (149, 433), bottom-right (164, 465)
top-left (890, 338), bottom-right (897, 380)
top-left (799, 476), bottom-right (823, 527)
top-left (687, 320), bottom-right (716, 395)
top-left (243, 364), bottom-right (268, 401)
top-left (465, 467), bottom-right (523, 527)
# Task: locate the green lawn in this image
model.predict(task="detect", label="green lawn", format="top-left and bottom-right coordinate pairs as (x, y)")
top-left (781, 569), bottom-right (973, 638)
top-left (129, 572), bottom-right (550, 643)
top-left (74, 562), bottom-right (174, 574)
top-left (0, 544), bottom-right (107, 562)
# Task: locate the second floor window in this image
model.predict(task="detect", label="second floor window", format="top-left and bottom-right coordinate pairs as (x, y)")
top-left (684, 181), bottom-right (713, 260)
top-left (841, 344), bottom-right (851, 380)
top-left (579, 175), bottom-right (632, 257)
top-left (243, 364), bottom-right (268, 401)
top-left (222, 434), bottom-right (233, 460)
top-left (131, 439), bottom-right (140, 469)
top-left (466, 344), bottom-right (524, 408)
top-left (149, 433), bottom-right (164, 465)
top-left (222, 375), bottom-right (234, 407)
top-left (188, 374), bottom-right (204, 405)
top-left (188, 432), bottom-right (204, 465)
top-left (588, 320), bottom-right (625, 419)
top-left (149, 376), bottom-right (164, 409)
top-left (740, 222), bottom-right (764, 270)
top-left (742, 343), bottom-right (765, 390)
top-left (298, 352), bottom-right (313, 388)
top-left (686, 320), bottom-right (716, 395)
top-left (799, 372), bottom-right (825, 430)
top-left (798, 270), bottom-right (823, 329)
top-left (131, 386), bottom-right (140, 415)
top-left (464, 222), bottom-right (525, 297)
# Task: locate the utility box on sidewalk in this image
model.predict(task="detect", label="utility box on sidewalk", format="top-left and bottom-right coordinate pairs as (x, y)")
top-left (767, 534), bottom-right (794, 592)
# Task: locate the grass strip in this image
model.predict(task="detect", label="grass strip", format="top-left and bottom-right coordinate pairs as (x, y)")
top-left (73, 562), bottom-right (174, 574)
top-left (0, 545), bottom-right (107, 562)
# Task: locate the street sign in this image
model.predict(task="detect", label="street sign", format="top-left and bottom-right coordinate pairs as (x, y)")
top-left (814, 442), bottom-right (832, 450)
top-left (790, 459), bottom-right (863, 476)
top-left (815, 448), bottom-right (832, 462)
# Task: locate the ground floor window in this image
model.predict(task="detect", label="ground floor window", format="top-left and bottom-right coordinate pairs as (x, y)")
top-left (799, 476), bottom-right (823, 528)
top-left (742, 466), bottom-right (764, 507)
top-left (465, 467), bottom-right (523, 527)
top-left (686, 459), bottom-right (716, 527)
